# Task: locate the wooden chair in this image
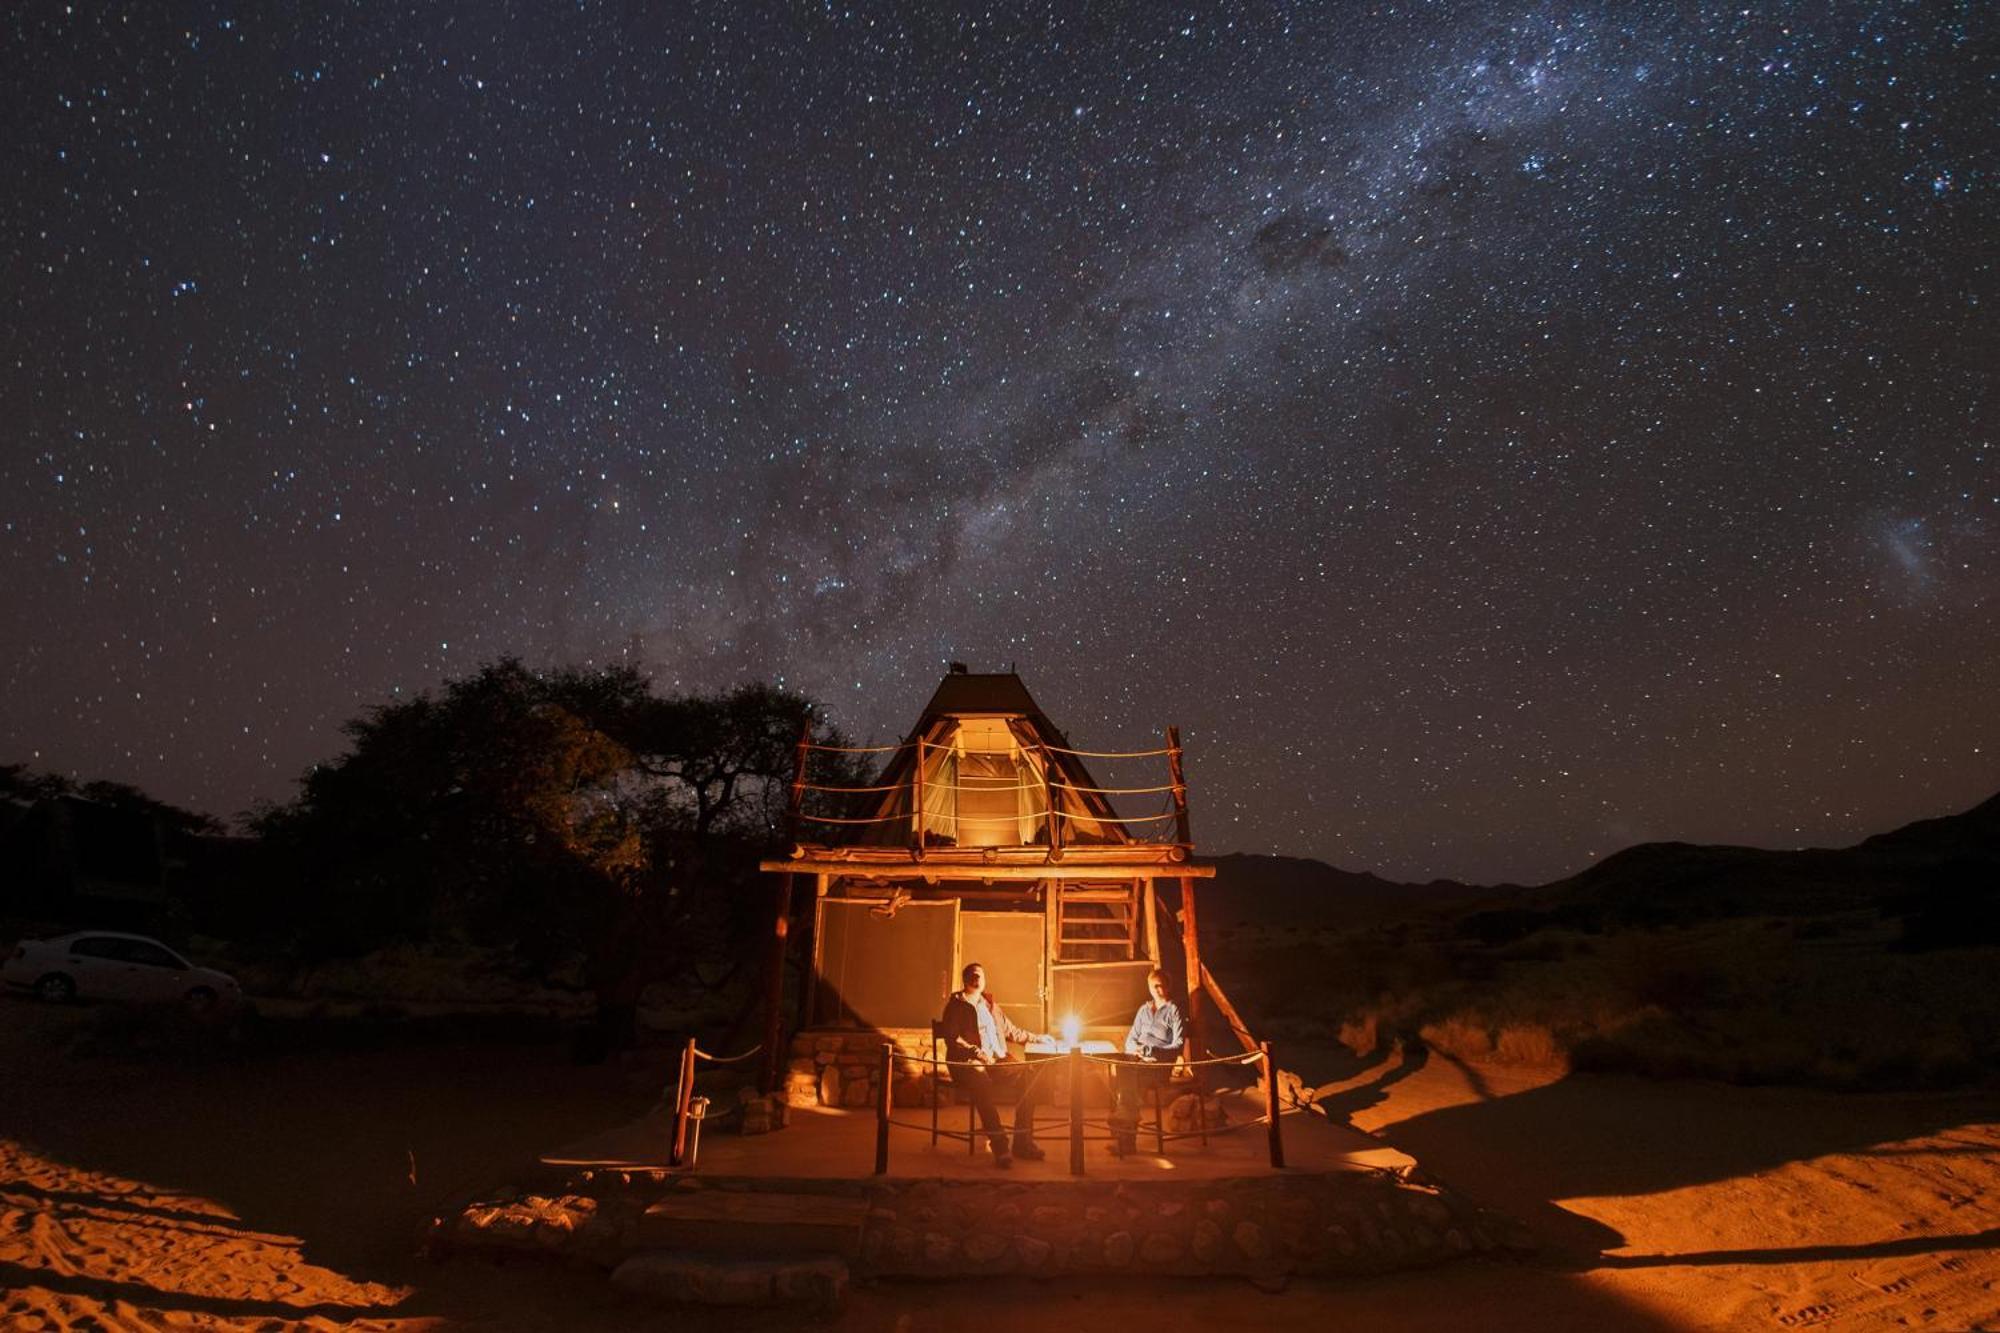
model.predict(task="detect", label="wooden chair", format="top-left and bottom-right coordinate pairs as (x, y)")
top-left (929, 1018), bottom-right (979, 1153)
top-left (1125, 1049), bottom-right (1192, 1155)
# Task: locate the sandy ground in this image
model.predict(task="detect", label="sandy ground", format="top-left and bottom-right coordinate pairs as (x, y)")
top-left (2, 1002), bottom-right (1995, 1331)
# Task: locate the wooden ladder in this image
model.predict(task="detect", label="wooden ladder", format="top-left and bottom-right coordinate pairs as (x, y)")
top-left (1056, 881), bottom-right (1140, 960)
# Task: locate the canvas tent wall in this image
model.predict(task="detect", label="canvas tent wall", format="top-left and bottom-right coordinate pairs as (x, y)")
top-left (849, 677), bottom-right (1131, 848)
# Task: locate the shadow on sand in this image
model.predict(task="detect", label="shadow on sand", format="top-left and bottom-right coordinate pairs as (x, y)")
top-left (1299, 1038), bottom-right (2000, 1276)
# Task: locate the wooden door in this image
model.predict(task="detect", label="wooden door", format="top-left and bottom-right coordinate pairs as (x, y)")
top-left (958, 908), bottom-right (1046, 1034)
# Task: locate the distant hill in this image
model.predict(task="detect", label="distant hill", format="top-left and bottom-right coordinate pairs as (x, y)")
top-left (1456, 790), bottom-right (2000, 945)
top-left (1203, 853), bottom-right (1484, 928)
top-left (1210, 789), bottom-right (2000, 943)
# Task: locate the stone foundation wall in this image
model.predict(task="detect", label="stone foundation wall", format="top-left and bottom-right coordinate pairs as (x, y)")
top-left (435, 1167), bottom-right (1533, 1281)
top-left (857, 1172), bottom-right (1511, 1277)
top-left (782, 1029), bottom-right (941, 1111)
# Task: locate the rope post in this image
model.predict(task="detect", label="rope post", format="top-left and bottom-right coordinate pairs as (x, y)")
top-left (1165, 724), bottom-right (1192, 850)
top-left (669, 1036), bottom-right (697, 1167)
top-left (875, 1041), bottom-right (894, 1176)
top-left (1068, 1047), bottom-right (1085, 1176)
top-left (913, 739), bottom-right (926, 844)
top-left (1040, 742), bottom-right (1062, 862)
top-left (1262, 1041), bottom-right (1285, 1169)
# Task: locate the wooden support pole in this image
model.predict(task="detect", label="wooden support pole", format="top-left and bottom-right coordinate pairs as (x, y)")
top-left (1166, 724), bottom-right (1191, 850)
top-left (1068, 1046), bottom-right (1086, 1177)
top-left (1180, 874), bottom-right (1204, 1062)
top-left (669, 1036), bottom-right (697, 1167)
top-left (761, 721), bottom-right (813, 1094)
top-left (1142, 877), bottom-right (1159, 964)
top-left (874, 1041), bottom-right (894, 1176)
top-left (911, 737), bottom-right (926, 857)
top-left (1042, 875), bottom-right (1058, 1026)
top-left (1263, 1040), bottom-right (1285, 1169)
top-left (1040, 741), bottom-right (1062, 861)
top-left (1200, 961), bottom-right (1260, 1054)
top-left (796, 872), bottom-right (826, 1033)
top-left (1164, 724), bottom-right (1203, 1062)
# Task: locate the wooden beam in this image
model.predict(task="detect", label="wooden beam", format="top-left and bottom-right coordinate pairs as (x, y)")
top-left (1166, 724), bottom-right (1191, 851)
top-left (775, 842), bottom-right (1200, 868)
top-left (1180, 873), bottom-right (1204, 1059)
top-left (797, 872), bottom-right (826, 1031)
top-left (1200, 961), bottom-right (1258, 1054)
top-left (1043, 875), bottom-right (1058, 1009)
top-left (1142, 877), bottom-right (1160, 964)
top-left (761, 858), bottom-right (1213, 879)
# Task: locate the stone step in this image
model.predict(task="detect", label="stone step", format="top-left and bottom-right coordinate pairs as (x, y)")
top-left (639, 1190), bottom-right (871, 1258)
top-left (612, 1249), bottom-right (847, 1309)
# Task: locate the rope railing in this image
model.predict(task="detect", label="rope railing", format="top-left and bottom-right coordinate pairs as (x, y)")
top-left (668, 1038), bottom-right (766, 1167)
top-left (1039, 743), bottom-right (1176, 758)
top-left (1076, 1047), bottom-right (1262, 1069)
top-left (810, 778), bottom-right (1164, 796)
top-left (1054, 807), bottom-right (1178, 825)
top-left (801, 739), bottom-right (915, 754)
top-left (795, 808), bottom-right (1179, 828)
top-left (802, 739), bottom-right (1180, 760)
top-left (795, 810), bottom-right (915, 825)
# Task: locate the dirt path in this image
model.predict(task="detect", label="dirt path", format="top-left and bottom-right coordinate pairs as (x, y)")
top-left (2, 1000), bottom-right (1995, 1330)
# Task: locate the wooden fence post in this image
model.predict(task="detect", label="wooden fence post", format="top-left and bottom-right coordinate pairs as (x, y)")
top-left (874, 1042), bottom-right (894, 1176)
top-left (670, 1036), bottom-right (697, 1167)
top-left (1068, 1047), bottom-right (1085, 1176)
top-left (1262, 1041), bottom-right (1285, 1169)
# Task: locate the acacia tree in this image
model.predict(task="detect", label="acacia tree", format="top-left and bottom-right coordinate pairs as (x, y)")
top-left (252, 659), bottom-right (849, 1041)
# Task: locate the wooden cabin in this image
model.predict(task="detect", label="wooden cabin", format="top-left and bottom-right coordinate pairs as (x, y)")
top-left (759, 667), bottom-right (1236, 1100)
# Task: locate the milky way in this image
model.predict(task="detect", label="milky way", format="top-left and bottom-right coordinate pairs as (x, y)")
top-left (3, 2), bottom-right (1993, 881)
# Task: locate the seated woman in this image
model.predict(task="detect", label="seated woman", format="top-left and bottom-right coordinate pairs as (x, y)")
top-left (1110, 968), bottom-right (1184, 1153)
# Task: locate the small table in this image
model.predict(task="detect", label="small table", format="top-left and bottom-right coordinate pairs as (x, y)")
top-left (1022, 1039), bottom-right (1117, 1057)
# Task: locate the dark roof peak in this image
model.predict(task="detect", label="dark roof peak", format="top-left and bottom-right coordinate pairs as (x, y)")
top-left (919, 668), bottom-right (1042, 719)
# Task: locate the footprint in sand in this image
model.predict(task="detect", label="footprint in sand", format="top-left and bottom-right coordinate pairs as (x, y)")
top-left (1875, 1274), bottom-right (1917, 1294)
top-left (1938, 1255), bottom-right (1970, 1273)
top-left (1777, 1303), bottom-right (1839, 1327)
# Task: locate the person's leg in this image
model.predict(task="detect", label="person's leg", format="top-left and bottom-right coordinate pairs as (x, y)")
top-left (1110, 1062), bottom-right (1134, 1117)
top-left (1109, 1061), bottom-right (1139, 1154)
top-left (958, 1064), bottom-right (1009, 1160)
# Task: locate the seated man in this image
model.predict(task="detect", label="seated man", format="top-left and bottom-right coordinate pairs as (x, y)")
top-left (1110, 967), bottom-right (1185, 1153)
top-left (938, 961), bottom-right (1052, 1167)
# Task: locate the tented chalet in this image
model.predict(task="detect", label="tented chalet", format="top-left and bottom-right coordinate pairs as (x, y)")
top-left (758, 666), bottom-right (1249, 1097)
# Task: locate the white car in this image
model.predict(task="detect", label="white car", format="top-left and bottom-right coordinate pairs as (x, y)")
top-left (3, 931), bottom-right (242, 1011)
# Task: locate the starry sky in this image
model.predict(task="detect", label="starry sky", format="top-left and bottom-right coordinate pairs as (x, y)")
top-left (4, 2), bottom-right (1993, 884)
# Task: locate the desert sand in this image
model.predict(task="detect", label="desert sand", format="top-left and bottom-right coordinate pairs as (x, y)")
top-left (3, 1002), bottom-right (1995, 1331)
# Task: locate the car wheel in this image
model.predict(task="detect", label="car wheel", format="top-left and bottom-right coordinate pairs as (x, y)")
top-left (183, 986), bottom-right (218, 1014)
top-left (35, 974), bottom-right (76, 1003)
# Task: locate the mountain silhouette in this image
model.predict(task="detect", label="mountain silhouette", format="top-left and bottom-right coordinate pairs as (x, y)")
top-left (1209, 789), bottom-right (2000, 946)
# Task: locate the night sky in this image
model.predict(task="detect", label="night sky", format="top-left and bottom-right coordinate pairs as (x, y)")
top-left (4, 3), bottom-right (1993, 883)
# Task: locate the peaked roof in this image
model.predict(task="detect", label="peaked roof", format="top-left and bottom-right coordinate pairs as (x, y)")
top-left (910, 670), bottom-right (1065, 735)
top-left (824, 669), bottom-right (1136, 848)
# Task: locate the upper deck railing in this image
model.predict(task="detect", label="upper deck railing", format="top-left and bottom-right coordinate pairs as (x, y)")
top-left (784, 724), bottom-right (1194, 859)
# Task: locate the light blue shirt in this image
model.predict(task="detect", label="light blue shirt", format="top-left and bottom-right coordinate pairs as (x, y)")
top-left (1124, 999), bottom-right (1184, 1058)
